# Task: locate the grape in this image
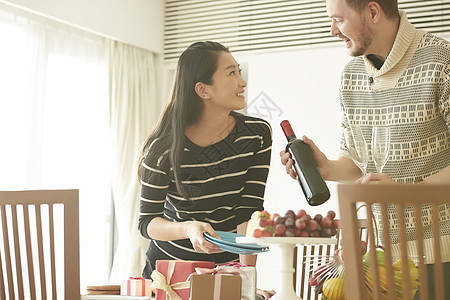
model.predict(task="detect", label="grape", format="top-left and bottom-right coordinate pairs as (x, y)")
top-left (295, 218), bottom-right (306, 230)
top-left (299, 230), bottom-right (309, 237)
top-left (332, 219), bottom-right (339, 229)
top-left (285, 217), bottom-right (295, 228)
top-left (314, 214), bottom-right (323, 223)
top-left (258, 218), bottom-right (270, 227)
top-left (296, 209), bottom-right (306, 219)
top-left (275, 224), bottom-right (286, 235)
top-left (321, 227), bottom-right (333, 237)
top-left (330, 227), bottom-right (337, 236)
top-left (309, 231), bottom-right (320, 237)
top-left (316, 223), bottom-right (322, 233)
top-left (327, 210), bottom-right (336, 220)
top-left (274, 216), bottom-right (286, 225)
top-left (284, 210), bottom-right (296, 219)
top-left (307, 220), bottom-right (319, 231)
top-left (261, 230), bottom-right (271, 237)
top-left (252, 209), bottom-right (339, 238)
top-left (285, 228), bottom-right (295, 237)
top-left (252, 229), bottom-right (262, 238)
top-left (321, 217), bottom-right (332, 228)
top-left (303, 214), bottom-right (311, 221)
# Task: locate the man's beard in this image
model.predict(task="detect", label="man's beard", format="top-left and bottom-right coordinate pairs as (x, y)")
top-left (349, 17), bottom-right (374, 57)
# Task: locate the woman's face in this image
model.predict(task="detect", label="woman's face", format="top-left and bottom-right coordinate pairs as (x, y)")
top-left (205, 51), bottom-right (247, 111)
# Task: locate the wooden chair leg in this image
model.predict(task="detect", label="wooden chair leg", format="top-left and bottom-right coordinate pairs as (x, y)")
top-left (293, 246), bottom-right (297, 292)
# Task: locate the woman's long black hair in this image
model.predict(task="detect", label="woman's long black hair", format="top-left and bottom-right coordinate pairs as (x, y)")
top-left (138, 41), bottom-right (230, 199)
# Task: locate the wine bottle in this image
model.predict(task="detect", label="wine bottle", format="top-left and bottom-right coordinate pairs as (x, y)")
top-left (281, 120), bottom-right (330, 206)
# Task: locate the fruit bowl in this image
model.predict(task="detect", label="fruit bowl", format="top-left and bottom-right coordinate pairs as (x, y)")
top-left (307, 248), bottom-right (420, 300)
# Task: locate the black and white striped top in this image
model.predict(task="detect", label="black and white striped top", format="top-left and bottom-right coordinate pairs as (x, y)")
top-left (138, 112), bottom-right (272, 277)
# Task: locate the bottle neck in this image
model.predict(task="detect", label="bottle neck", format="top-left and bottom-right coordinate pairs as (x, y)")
top-left (286, 134), bottom-right (297, 142)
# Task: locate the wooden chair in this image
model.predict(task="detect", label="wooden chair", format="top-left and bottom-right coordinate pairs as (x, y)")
top-left (338, 184), bottom-right (450, 300)
top-left (293, 218), bottom-right (368, 300)
top-left (0, 190), bottom-right (80, 300)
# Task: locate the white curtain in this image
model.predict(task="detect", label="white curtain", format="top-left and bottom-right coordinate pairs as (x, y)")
top-left (0, 2), bottom-right (112, 287)
top-left (107, 40), bottom-right (161, 282)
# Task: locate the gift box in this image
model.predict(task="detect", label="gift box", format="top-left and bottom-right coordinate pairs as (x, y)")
top-left (151, 260), bottom-right (215, 300)
top-left (190, 273), bottom-right (242, 300)
top-left (218, 263), bottom-right (256, 300)
top-left (120, 276), bottom-right (152, 297)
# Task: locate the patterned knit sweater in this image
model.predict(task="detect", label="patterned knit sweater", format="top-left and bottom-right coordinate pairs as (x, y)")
top-left (338, 11), bottom-right (450, 263)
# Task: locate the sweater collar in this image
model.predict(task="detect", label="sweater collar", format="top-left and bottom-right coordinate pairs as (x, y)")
top-left (363, 10), bottom-right (416, 76)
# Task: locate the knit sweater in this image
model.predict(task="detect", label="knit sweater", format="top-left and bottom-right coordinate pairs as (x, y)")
top-left (338, 11), bottom-right (450, 263)
top-left (138, 112), bottom-right (272, 277)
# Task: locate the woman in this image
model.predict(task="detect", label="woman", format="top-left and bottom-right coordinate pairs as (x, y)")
top-left (138, 41), bottom-right (274, 298)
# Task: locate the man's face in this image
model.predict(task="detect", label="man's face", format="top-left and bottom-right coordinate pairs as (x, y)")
top-left (326, 0), bottom-right (374, 57)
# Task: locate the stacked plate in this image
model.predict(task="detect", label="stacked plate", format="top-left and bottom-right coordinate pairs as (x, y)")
top-left (204, 231), bottom-right (269, 255)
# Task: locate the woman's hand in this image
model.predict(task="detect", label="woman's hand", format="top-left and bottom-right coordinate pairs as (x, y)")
top-left (354, 172), bottom-right (397, 184)
top-left (257, 288), bottom-right (276, 299)
top-left (185, 221), bottom-right (221, 253)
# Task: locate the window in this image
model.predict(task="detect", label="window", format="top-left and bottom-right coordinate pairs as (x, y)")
top-left (0, 4), bottom-right (111, 287)
top-left (164, 0), bottom-right (450, 61)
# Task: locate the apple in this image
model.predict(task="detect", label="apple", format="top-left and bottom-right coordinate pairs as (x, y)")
top-left (363, 248), bottom-right (385, 267)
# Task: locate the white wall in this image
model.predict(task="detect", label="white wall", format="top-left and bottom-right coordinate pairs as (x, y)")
top-left (0, 0), bottom-right (164, 53)
top-left (231, 45), bottom-right (350, 291)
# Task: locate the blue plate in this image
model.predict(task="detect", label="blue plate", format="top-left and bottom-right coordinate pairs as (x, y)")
top-left (206, 240), bottom-right (269, 255)
top-left (204, 231), bottom-right (269, 251)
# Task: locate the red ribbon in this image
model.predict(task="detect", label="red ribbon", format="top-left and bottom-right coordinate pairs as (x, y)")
top-left (127, 276), bottom-right (146, 296)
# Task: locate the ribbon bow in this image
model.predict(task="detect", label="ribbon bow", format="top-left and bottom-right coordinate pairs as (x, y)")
top-left (151, 261), bottom-right (191, 300)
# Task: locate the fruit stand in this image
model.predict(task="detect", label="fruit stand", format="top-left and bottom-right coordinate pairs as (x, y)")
top-left (236, 236), bottom-right (337, 300)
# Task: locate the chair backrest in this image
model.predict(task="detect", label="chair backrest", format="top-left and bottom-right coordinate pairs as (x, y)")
top-left (338, 184), bottom-right (450, 300)
top-left (293, 219), bottom-right (368, 300)
top-left (0, 190), bottom-right (80, 300)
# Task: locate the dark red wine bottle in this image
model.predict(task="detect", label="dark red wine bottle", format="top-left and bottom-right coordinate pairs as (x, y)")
top-left (281, 120), bottom-right (330, 206)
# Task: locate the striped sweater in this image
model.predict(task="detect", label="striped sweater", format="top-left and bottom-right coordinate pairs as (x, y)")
top-left (338, 11), bottom-right (450, 263)
top-left (138, 112), bottom-right (272, 277)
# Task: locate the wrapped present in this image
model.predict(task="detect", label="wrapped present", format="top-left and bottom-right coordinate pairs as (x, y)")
top-left (190, 273), bottom-right (242, 300)
top-left (151, 260), bottom-right (215, 300)
top-left (120, 276), bottom-right (152, 296)
top-left (218, 262), bottom-right (256, 300)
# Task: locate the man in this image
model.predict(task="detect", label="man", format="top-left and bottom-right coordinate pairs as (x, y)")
top-left (282, 0), bottom-right (449, 184)
top-left (281, 0), bottom-right (449, 298)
